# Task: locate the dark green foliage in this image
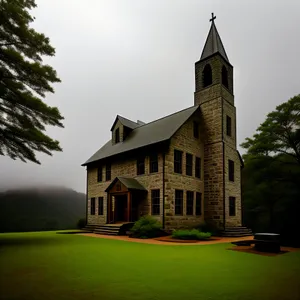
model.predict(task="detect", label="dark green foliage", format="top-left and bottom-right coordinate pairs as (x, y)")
top-left (241, 94), bottom-right (300, 164)
top-left (0, 0), bottom-right (63, 164)
top-left (194, 221), bottom-right (219, 235)
top-left (0, 187), bottom-right (85, 232)
top-left (130, 216), bottom-right (162, 239)
top-left (77, 218), bottom-right (86, 229)
top-left (241, 95), bottom-right (300, 247)
top-left (172, 229), bottom-right (211, 240)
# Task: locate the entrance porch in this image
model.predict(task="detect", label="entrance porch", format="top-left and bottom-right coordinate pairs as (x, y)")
top-left (105, 177), bottom-right (147, 224)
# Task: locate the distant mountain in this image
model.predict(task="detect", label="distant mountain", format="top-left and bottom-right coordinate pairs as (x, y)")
top-left (0, 186), bottom-right (86, 233)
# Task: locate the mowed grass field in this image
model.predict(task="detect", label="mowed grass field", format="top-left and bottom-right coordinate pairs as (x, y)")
top-left (0, 231), bottom-right (299, 300)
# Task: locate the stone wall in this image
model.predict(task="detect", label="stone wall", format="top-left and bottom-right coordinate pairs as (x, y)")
top-left (87, 153), bottom-right (164, 225)
top-left (224, 145), bottom-right (242, 226)
top-left (194, 52), bottom-right (241, 230)
top-left (197, 95), bottom-right (225, 229)
top-left (164, 115), bottom-right (205, 230)
top-left (195, 55), bottom-right (233, 95)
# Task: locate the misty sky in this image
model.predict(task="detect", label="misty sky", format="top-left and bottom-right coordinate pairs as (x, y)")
top-left (1, 0), bottom-right (299, 193)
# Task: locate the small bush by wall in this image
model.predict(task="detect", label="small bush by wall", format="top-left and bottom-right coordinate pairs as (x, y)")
top-left (194, 221), bottom-right (220, 236)
top-left (172, 229), bottom-right (211, 240)
top-left (130, 216), bottom-right (162, 239)
top-left (77, 218), bottom-right (86, 229)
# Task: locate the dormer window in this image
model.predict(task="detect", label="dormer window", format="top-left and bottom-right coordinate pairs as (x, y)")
top-left (115, 128), bottom-right (120, 143)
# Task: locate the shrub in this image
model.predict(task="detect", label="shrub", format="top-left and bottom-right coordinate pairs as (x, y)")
top-left (172, 229), bottom-right (211, 240)
top-left (77, 218), bottom-right (86, 229)
top-left (130, 216), bottom-right (162, 238)
top-left (194, 221), bottom-right (219, 236)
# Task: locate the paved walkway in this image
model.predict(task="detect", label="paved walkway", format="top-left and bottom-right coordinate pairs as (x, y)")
top-left (78, 233), bottom-right (254, 246)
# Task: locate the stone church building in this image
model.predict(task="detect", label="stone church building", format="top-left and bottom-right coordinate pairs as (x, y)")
top-left (82, 15), bottom-right (243, 232)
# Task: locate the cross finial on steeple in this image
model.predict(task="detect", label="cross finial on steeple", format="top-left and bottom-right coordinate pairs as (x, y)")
top-left (210, 12), bottom-right (216, 23)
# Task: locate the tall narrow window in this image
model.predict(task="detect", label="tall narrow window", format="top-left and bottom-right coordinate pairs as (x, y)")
top-left (186, 153), bottom-right (193, 176)
top-left (106, 163), bottom-right (111, 181)
top-left (202, 64), bottom-right (212, 87)
top-left (196, 192), bottom-right (202, 215)
top-left (98, 197), bottom-right (104, 215)
top-left (115, 128), bottom-right (120, 143)
top-left (137, 157), bottom-right (145, 175)
top-left (193, 121), bottom-right (199, 138)
top-left (222, 65), bottom-right (229, 88)
top-left (174, 150), bottom-right (183, 174)
top-left (228, 160), bottom-right (234, 182)
top-left (151, 189), bottom-right (160, 215)
top-left (175, 190), bottom-right (183, 215)
top-left (149, 154), bottom-right (158, 173)
top-left (186, 191), bottom-right (194, 215)
top-left (97, 166), bottom-right (102, 182)
top-left (90, 197), bottom-right (95, 215)
top-left (226, 115), bottom-right (232, 137)
top-left (229, 197), bottom-right (236, 216)
top-left (195, 157), bottom-right (201, 179)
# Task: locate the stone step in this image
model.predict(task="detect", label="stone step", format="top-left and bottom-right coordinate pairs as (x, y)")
top-left (225, 227), bottom-right (251, 231)
top-left (95, 225), bottom-right (122, 230)
top-left (83, 225), bottom-right (96, 232)
top-left (224, 229), bottom-right (252, 233)
top-left (94, 231), bottom-right (119, 236)
top-left (94, 228), bottom-right (120, 235)
top-left (222, 232), bottom-right (253, 237)
top-left (94, 229), bottom-right (120, 233)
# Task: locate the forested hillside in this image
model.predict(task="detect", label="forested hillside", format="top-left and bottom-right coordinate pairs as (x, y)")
top-left (0, 187), bottom-right (85, 233)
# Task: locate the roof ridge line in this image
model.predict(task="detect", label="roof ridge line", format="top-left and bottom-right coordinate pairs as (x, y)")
top-left (117, 115), bottom-right (139, 125)
top-left (131, 104), bottom-right (199, 131)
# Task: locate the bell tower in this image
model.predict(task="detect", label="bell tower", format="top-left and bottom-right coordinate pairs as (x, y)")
top-left (195, 13), bottom-right (242, 229)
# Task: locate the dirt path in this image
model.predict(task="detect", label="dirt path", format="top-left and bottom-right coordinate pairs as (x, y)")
top-left (78, 233), bottom-right (254, 246)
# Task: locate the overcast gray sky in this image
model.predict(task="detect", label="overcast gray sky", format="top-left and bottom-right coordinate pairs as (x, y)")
top-left (1, 0), bottom-right (299, 192)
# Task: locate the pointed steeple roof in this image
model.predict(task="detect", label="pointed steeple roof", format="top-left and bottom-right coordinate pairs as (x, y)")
top-left (200, 13), bottom-right (229, 63)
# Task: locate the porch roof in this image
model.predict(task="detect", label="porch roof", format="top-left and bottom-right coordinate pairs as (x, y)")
top-left (105, 177), bottom-right (147, 192)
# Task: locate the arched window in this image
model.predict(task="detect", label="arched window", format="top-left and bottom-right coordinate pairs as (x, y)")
top-left (202, 64), bottom-right (212, 88)
top-left (222, 66), bottom-right (229, 88)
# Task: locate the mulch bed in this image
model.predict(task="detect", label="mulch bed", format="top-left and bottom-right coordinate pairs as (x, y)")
top-left (154, 236), bottom-right (220, 243)
top-left (227, 245), bottom-right (300, 256)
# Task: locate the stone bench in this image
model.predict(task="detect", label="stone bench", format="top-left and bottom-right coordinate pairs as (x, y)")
top-left (254, 233), bottom-right (281, 253)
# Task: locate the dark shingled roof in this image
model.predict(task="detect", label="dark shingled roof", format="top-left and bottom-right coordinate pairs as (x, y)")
top-left (110, 115), bottom-right (140, 131)
top-left (200, 20), bottom-right (229, 63)
top-left (105, 177), bottom-right (147, 192)
top-left (82, 105), bottom-right (199, 166)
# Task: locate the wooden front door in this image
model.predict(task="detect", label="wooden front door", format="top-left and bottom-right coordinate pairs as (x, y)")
top-left (115, 194), bottom-right (128, 222)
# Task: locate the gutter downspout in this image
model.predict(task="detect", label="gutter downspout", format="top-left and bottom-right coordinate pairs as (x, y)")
top-left (221, 97), bottom-right (226, 231)
top-left (162, 152), bottom-right (165, 229)
top-left (86, 167), bottom-right (88, 226)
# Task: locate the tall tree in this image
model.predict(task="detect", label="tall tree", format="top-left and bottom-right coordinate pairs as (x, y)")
top-left (241, 95), bottom-right (300, 165)
top-left (241, 95), bottom-right (300, 246)
top-left (0, 0), bottom-right (64, 164)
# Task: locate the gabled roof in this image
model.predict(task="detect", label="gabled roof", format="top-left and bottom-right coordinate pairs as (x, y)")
top-left (200, 19), bottom-right (229, 63)
top-left (105, 177), bottom-right (147, 192)
top-left (82, 105), bottom-right (199, 166)
top-left (110, 115), bottom-right (141, 131)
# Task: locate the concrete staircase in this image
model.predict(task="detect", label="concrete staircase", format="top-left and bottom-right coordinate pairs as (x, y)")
top-left (222, 226), bottom-right (253, 237)
top-left (94, 224), bottom-right (122, 235)
top-left (84, 223), bottom-right (134, 236)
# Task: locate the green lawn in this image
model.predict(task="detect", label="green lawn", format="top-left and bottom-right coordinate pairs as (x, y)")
top-left (0, 232), bottom-right (299, 300)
